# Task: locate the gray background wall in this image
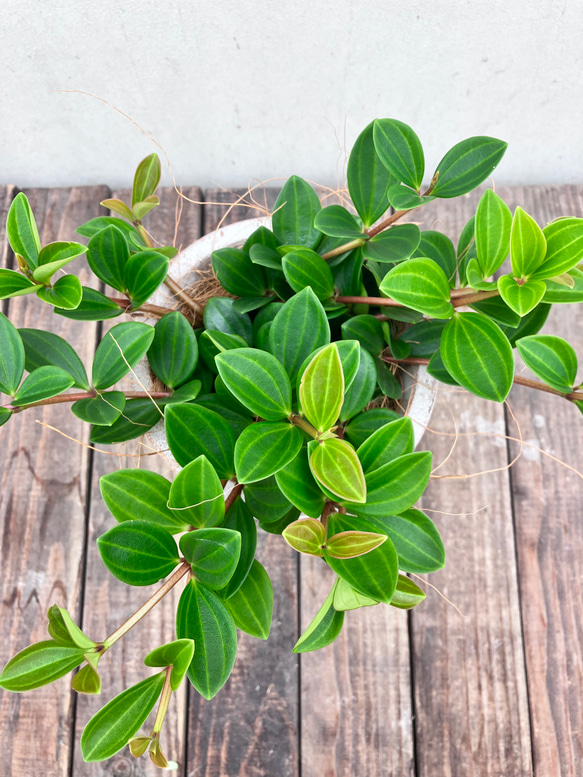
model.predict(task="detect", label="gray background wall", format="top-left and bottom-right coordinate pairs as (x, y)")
top-left (1, 0), bottom-right (582, 190)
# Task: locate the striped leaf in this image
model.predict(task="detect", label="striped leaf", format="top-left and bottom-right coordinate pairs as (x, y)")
top-left (132, 153), bottom-right (161, 205)
top-left (216, 348), bottom-right (292, 420)
top-left (90, 398), bottom-right (160, 444)
top-left (144, 639), bottom-right (195, 691)
top-left (12, 366), bottom-right (74, 406)
top-left (516, 335), bottom-right (578, 392)
top-left (55, 287), bottom-right (123, 321)
top-left (0, 313), bottom-right (25, 396)
top-left (293, 581), bottom-right (344, 653)
top-left (203, 297), bottom-right (253, 342)
top-left (223, 560), bottom-right (273, 640)
top-left (310, 438), bottom-right (366, 504)
top-left (147, 311), bottom-right (198, 389)
top-left (413, 231), bottom-right (457, 287)
top-left (387, 185), bottom-right (435, 211)
top-left (332, 577), bottom-right (379, 611)
top-left (325, 530), bottom-right (387, 559)
top-left (373, 119), bottom-right (425, 190)
top-left (86, 225), bottom-right (130, 292)
top-left (282, 248), bottom-right (335, 300)
top-left (431, 136), bottom-right (508, 198)
top-left (363, 223), bottom-right (421, 264)
top-left (299, 343), bottom-right (344, 432)
top-left (6, 192), bottom-right (41, 268)
top-left (283, 518), bottom-right (326, 557)
top-left (475, 188), bottom-right (512, 278)
top-left (234, 422), bottom-right (302, 484)
top-left (379, 508), bottom-right (445, 573)
top-left (219, 496), bottom-right (257, 598)
top-left (19, 328), bottom-right (90, 389)
top-left (32, 241), bottom-right (87, 283)
top-left (124, 250), bottom-right (169, 309)
top-left (168, 455), bottom-right (225, 528)
top-left (272, 176), bottom-right (322, 249)
top-left (275, 446), bottom-right (326, 518)
top-left (510, 207), bottom-right (546, 278)
top-left (344, 408), bottom-right (400, 448)
top-left (356, 417), bottom-right (414, 472)
top-left (498, 275), bottom-right (546, 316)
top-left (347, 121), bottom-right (395, 228)
top-left (37, 274), bottom-right (82, 309)
top-left (0, 268), bottom-right (41, 299)
top-left (180, 528), bottom-right (241, 590)
top-left (339, 346), bottom-right (377, 422)
top-left (314, 205), bottom-right (366, 239)
top-left (341, 314), bottom-right (384, 355)
top-left (244, 476), bottom-right (292, 524)
top-left (441, 312), bottom-right (514, 401)
top-left (0, 641), bottom-right (84, 692)
top-left (390, 575), bottom-right (426, 609)
top-left (97, 520), bottom-right (179, 586)
top-left (91, 321), bottom-right (155, 390)
top-left (533, 217), bottom-right (583, 280)
top-left (165, 403), bottom-right (236, 477)
top-left (212, 247), bottom-right (267, 297)
top-left (380, 258), bottom-right (454, 318)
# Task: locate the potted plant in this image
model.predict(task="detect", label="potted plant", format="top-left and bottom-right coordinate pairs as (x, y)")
top-left (0, 118), bottom-right (581, 768)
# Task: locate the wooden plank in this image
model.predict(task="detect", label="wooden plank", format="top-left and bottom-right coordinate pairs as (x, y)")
top-left (72, 187), bottom-right (203, 776)
top-left (0, 186), bottom-right (109, 777)
top-left (499, 184), bottom-right (583, 776)
top-left (185, 189), bottom-right (300, 777)
top-left (410, 190), bottom-right (532, 776)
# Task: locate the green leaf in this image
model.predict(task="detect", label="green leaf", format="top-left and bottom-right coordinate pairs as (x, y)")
top-left (165, 403), bottom-right (235, 477)
top-left (124, 250), bottom-right (169, 309)
top-left (72, 663), bottom-right (102, 695)
top-left (0, 268), bottom-right (41, 299)
top-left (497, 276), bottom-right (546, 316)
top-left (269, 288), bottom-right (330, 383)
top-left (132, 195), bottom-right (160, 221)
top-left (144, 639), bottom-right (194, 691)
top-left (0, 313), bottom-right (25, 396)
top-left (32, 241), bottom-right (87, 283)
top-left (387, 185), bottom-right (435, 211)
top-left (90, 398), bottom-right (160, 444)
top-left (363, 224), bottom-right (421, 264)
top-left (501, 302), bottom-right (551, 347)
top-left (341, 314), bottom-right (384, 355)
top-left (475, 189), bottom-right (512, 277)
top-left (235, 421), bottom-right (302, 484)
top-left (441, 312), bottom-right (514, 401)
top-left (299, 344), bottom-right (344, 432)
top-left (176, 579), bottom-right (237, 699)
top-left (413, 231), bottom-right (457, 287)
top-left (249, 243), bottom-right (282, 270)
top-left (80, 672), bottom-right (165, 762)
top-left (373, 119), bottom-right (425, 190)
top-left (12, 366), bottom-right (74, 406)
top-left (332, 577), bottom-right (379, 611)
top-left (516, 335), bottom-right (578, 392)
top-left (168, 454), bottom-right (224, 527)
top-left (390, 575), bottom-right (426, 609)
top-left (427, 349), bottom-right (459, 386)
top-left (339, 346), bottom-right (377, 422)
top-left (344, 408), bottom-right (400, 447)
top-left (325, 530), bottom-right (387, 559)
top-left (132, 153), bottom-right (161, 205)
top-left (180, 528), bottom-right (241, 589)
top-left (310, 438), bottom-right (366, 503)
top-left (97, 520), bottom-right (179, 586)
top-left (0, 408), bottom-right (12, 427)
top-left (283, 517), bottom-right (326, 556)
top-left (19, 328), bottom-right (90, 390)
top-left (431, 136), bottom-right (508, 198)
top-left (401, 320), bottom-right (446, 358)
top-left (356, 417), bottom-right (414, 472)
top-left (195, 393), bottom-right (251, 436)
top-left (204, 297), bottom-right (253, 342)
top-left (347, 120), bottom-right (395, 228)
top-left (77, 217), bottom-right (146, 250)
top-left (147, 311), bottom-right (198, 388)
top-left (510, 207), bottom-right (546, 278)
top-left (200, 330), bottom-right (248, 372)
top-left (293, 581), bottom-right (344, 653)
top-left (380, 258), bottom-right (454, 318)
top-left (380, 508), bottom-right (445, 572)
top-left (543, 268), bottom-right (583, 303)
top-left (469, 295), bottom-right (521, 327)
top-left (258, 505), bottom-right (300, 535)
top-left (37, 275), bottom-right (82, 310)
top-left (325, 514), bottom-right (398, 604)
top-left (212, 247), bottom-right (267, 297)
top-left (215, 348), bottom-right (292, 420)
top-left (92, 321), bottom-right (155, 390)
top-left (222, 560), bottom-right (273, 640)
top-left (282, 248), bottom-right (335, 300)
top-left (74, 391), bottom-right (124, 428)
top-left (6, 193), bottom-right (41, 268)
top-left (314, 205), bottom-right (366, 239)
top-left (346, 451), bottom-right (432, 517)
top-left (466, 258), bottom-right (498, 290)
top-left (533, 218), bottom-right (583, 280)
top-left (375, 358), bottom-right (402, 399)
top-left (243, 476), bottom-right (292, 523)
top-left (86, 225), bottom-right (130, 293)
top-left (101, 197), bottom-right (134, 221)
top-left (219, 496), bottom-right (257, 598)
top-left (100, 469), bottom-right (188, 532)
top-left (272, 176), bottom-right (322, 249)
top-left (47, 605), bottom-right (96, 650)
top-left (275, 446), bottom-right (326, 518)
top-left (55, 286), bottom-right (123, 321)
top-left (0, 640), bottom-right (84, 692)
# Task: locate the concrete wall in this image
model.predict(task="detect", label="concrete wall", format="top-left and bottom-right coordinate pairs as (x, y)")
top-left (1, 0), bottom-right (582, 190)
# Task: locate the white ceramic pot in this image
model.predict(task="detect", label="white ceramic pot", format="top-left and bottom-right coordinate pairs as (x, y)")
top-left (128, 217), bottom-right (437, 467)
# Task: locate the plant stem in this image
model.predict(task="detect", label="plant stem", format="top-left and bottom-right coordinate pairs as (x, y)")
top-left (152, 666), bottom-right (173, 735)
top-left (451, 289), bottom-right (500, 307)
top-left (104, 562), bottom-right (191, 649)
top-left (164, 276), bottom-right (204, 317)
top-left (5, 390), bottom-right (172, 413)
top-left (289, 414), bottom-right (320, 438)
top-left (224, 482), bottom-right (244, 514)
top-left (321, 238), bottom-right (366, 261)
top-left (107, 296), bottom-right (174, 319)
top-left (366, 208), bottom-right (412, 238)
top-left (320, 501), bottom-right (334, 535)
top-left (335, 295), bottom-right (406, 307)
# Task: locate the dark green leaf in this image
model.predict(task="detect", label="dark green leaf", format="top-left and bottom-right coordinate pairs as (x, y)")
top-left (258, 505), bottom-right (300, 535)
top-left (379, 258), bottom-right (454, 318)
top-left (269, 288), bottom-right (330, 383)
top-left (195, 394), bottom-right (252, 436)
top-left (124, 250), bottom-right (169, 309)
top-left (144, 639), bottom-right (195, 691)
top-left (222, 560), bottom-right (273, 640)
top-left (441, 312), bottom-right (514, 401)
top-left (6, 193), bottom-right (41, 268)
top-left (200, 330), bottom-right (248, 373)
top-left (19, 328), bottom-right (90, 390)
top-left (343, 407), bottom-right (400, 447)
top-left (380, 508), bottom-right (445, 572)
top-left (341, 314), bottom-right (384, 355)
top-left (310, 438), bottom-right (366, 503)
top-left (533, 218), bottom-right (583, 280)
top-left (176, 579), bottom-right (237, 699)
top-left (77, 217), bottom-right (146, 250)
top-left (413, 231), bottom-right (457, 287)
top-left (168, 455), bottom-right (224, 527)
top-left (147, 311), bottom-right (198, 388)
top-left (282, 248), bottom-right (335, 300)
top-left (243, 476), bottom-right (292, 523)
top-left (73, 392), bottom-right (126, 427)
top-left (92, 321), bottom-right (155, 390)
top-left (469, 295), bottom-right (521, 327)
top-left (516, 335), bottom-right (578, 392)
top-left (212, 247), bottom-right (267, 297)
top-left (510, 207), bottom-right (546, 278)
top-left (219, 496), bottom-right (257, 598)
top-left (132, 153), bottom-right (161, 205)
top-left (33, 241), bottom-right (87, 283)
top-left (275, 446), bottom-right (326, 518)
top-left (375, 358), bottom-right (401, 399)
top-left (356, 417), bottom-right (414, 472)
top-left (272, 176), bottom-right (322, 249)
top-left (293, 581), bottom-right (344, 653)
top-left (249, 243), bottom-right (282, 270)
top-left (363, 224), bottom-right (421, 264)
top-left (252, 301), bottom-right (284, 342)
top-left (431, 136), bottom-right (508, 198)
top-left (283, 517), bottom-right (326, 556)
top-left (299, 344), bottom-right (344, 432)
top-left (80, 672), bottom-right (165, 762)
top-left (331, 247), bottom-right (363, 296)
top-left (0, 408), bottom-right (12, 427)
top-left (543, 268), bottom-right (583, 303)
top-left (427, 350), bottom-right (459, 386)
top-left (347, 120), bottom-right (395, 228)
top-left (235, 422), bottom-right (302, 484)
top-left (86, 225), bottom-right (130, 292)
top-left (501, 303), bottom-right (551, 347)
top-left (0, 268), bottom-right (41, 299)
top-left (339, 346), bottom-right (377, 422)
top-left (475, 188), bottom-right (512, 277)
top-left (216, 348), bottom-right (292, 420)
top-left (0, 640), bottom-right (84, 692)
top-left (47, 605), bottom-right (96, 650)
top-left (204, 297), bottom-right (253, 342)
top-left (401, 319), bottom-right (446, 358)
top-left (12, 366), bottom-right (74, 406)
top-left (390, 575), bottom-right (426, 609)
top-left (498, 276), bottom-right (546, 316)
top-left (0, 313), bottom-right (25, 396)
top-left (90, 398), bottom-right (160, 444)
top-left (180, 528), bottom-right (241, 589)
top-left (37, 275), bottom-right (82, 310)
top-left (232, 295), bottom-right (273, 314)
top-left (97, 520), bottom-right (179, 586)
top-left (55, 287), bottom-right (123, 321)
top-left (165, 403), bottom-right (235, 477)
top-left (314, 205), bottom-right (366, 239)
top-left (373, 119), bottom-right (425, 190)
top-left (387, 185), bottom-right (435, 211)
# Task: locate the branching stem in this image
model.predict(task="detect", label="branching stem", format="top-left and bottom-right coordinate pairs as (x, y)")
top-left (5, 390), bottom-right (172, 413)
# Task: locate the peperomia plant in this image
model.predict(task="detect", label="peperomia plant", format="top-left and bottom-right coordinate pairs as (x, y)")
top-left (1, 118), bottom-right (582, 768)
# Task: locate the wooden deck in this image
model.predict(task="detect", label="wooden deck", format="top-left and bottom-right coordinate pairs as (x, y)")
top-left (0, 183), bottom-right (582, 777)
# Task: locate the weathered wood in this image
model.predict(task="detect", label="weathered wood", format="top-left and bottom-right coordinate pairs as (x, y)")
top-left (185, 189), bottom-right (300, 777)
top-left (499, 184), bottom-right (583, 776)
top-left (0, 187), bottom-right (109, 777)
top-left (72, 187), bottom-right (203, 777)
top-left (410, 191), bottom-right (532, 776)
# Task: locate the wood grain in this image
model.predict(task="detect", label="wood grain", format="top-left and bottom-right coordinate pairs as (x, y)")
top-left (0, 186), bottom-right (109, 777)
top-left (185, 189), bottom-right (300, 777)
top-left (410, 191), bottom-right (532, 777)
top-left (72, 187), bottom-right (202, 777)
top-left (499, 184), bottom-right (583, 776)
